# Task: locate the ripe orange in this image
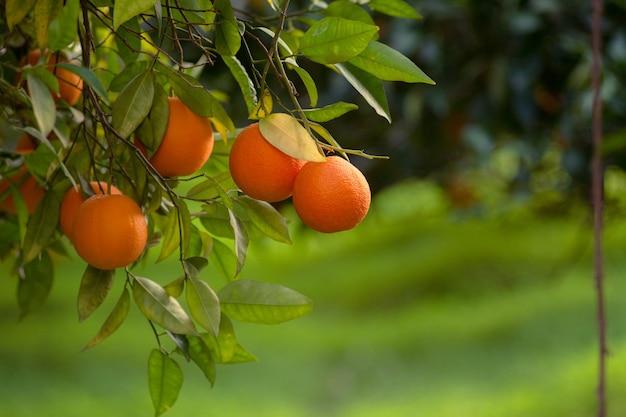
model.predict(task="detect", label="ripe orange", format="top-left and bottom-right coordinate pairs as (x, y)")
top-left (228, 123), bottom-right (306, 202)
top-left (140, 96), bottom-right (214, 177)
top-left (71, 194), bottom-right (148, 270)
top-left (20, 49), bottom-right (83, 106)
top-left (60, 181), bottom-right (122, 239)
top-left (15, 133), bottom-right (37, 154)
top-left (0, 169), bottom-right (45, 215)
top-left (292, 156), bottom-right (371, 233)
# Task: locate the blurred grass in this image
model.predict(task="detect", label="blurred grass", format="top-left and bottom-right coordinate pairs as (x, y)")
top-left (2, 179), bottom-right (626, 416)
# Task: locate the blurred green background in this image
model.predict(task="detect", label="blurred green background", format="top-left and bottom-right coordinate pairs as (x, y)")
top-left (4, 0), bottom-right (626, 416)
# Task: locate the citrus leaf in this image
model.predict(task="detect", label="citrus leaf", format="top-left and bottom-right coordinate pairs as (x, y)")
top-left (33, 0), bottom-right (63, 48)
top-left (234, 196), bottom-right (291, 244)
top-left (77, 265), bottom-right (115, 323)
top-left (249, 89), bottom-right (273, 120)
top-left (303, 101), bottom-right (358, 123)
top-left (348, 41), bottom-right (435, 84)
top-left (57, 63), bottom-right (109, 104)
top-left (21, 186), bottom-right (61, 265)
top-left (26, 73), bottom-right (56, 137)
top-left (82, 287), bottom-right (131, 350)
top-left (48, 0), bottom-right (79, 51)
top-left (208, 237), bottom-right (237, 281)
top-left (148, 349), bottom-right (183, 417)
top-left (186, 277), bottom-right (220, 335)
top-left (133, 276), bottom-right (197, 335)
top-left (113, 0), bottom-right (155, 31)
top-left (218, 280), bottom-right (313, 324)
top-left (225, 342), bottom-right (259, 364)
top-left (163, 276), bottom-right (185, 298)
top-left (259, 113), bottom-right (326, 162)
top-left (183, 256), bottom-right (209, 277)
top-left (368, 0), bottom-right (422, 19)
top-left (286, 59), bottom-right (318, 107)
top-left (111, 69), bottom-right (155, 138)
top-left (228, 209), bottom-right (248, 278)
top-left (186, 172), bottom-right (235, 201)
top-left (186, 335), bottom-right (216, 386)
top-left (201, 314), bottom-right (237, 363)
top-left (214, 0), bottom-right (241, 55)
top-left (199, 202), bottom-right (235, 239)
top-left (324, 0), bottom-right (375, 25)
top-left (6, 0), bottom-right (36, 29)
top-left (334, 62), bottom-right (391, 122)
top-left (222, 55), bottom-right (256, 115)
top-left (114, 17), bottom-right (141, 65)
top-left (17, 250), bottom-right (54, 320)
top-left (299, 17), bottom-right (378, 64)
top-left (156, 209), bottom-right (181, 263)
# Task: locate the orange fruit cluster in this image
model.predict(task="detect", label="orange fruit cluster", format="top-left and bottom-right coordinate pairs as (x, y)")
top-left (60, 183), bottom-right (148, 270)
top-left (137, 97), bottom-right (214, 178)
top-left (228, 123), bottom-right (371, 233)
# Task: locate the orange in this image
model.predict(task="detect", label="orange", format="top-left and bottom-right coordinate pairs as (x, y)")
top-left (15, 133), bottom-right (37, 154)
top-left (20, 49), bottom-right (83, 106)
top-left (292, 156), bottom-right (371, 233)
top-left (228, 123), bottom-right (306, 202)
top-left (0, 169), bottom-right (45, 215)
top-left (60, 181), bottom-right (122, 239)
top-left (71, 194), bottom-right (148, 270)
top-left (140, 96), bottom-right (214, 177)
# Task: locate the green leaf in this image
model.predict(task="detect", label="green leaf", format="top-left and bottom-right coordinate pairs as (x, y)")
top-left (115, 17), bottom-right (142, 65)
top-left (200, 202), bottom-right (235, 239)
top-left (17, 250), bottom-right (54, 320)
top-left (111, 69), bottom-right (155, 138)
top-left (163, 70), bottom-right (234, 137)
top-left (6, 0), bottom-right (37, 29)
top-left (324, 0), bottom-right (375, 25)
top-left (228, 209), bottom-right (248, 278)
top-left (26, 73), bottom-right (56, 137)
top-left (368, 0), bottom-right (422, 19)
top-left (349, 41), bottom-right (435, 84)
top-left (21, 187), bottom-right (61, 265)
top-left (186, 277), bottom-right (220, 335)
top-left (113, 0), bottom-right (155, 31)
top-left (234, 196), bottom-right (291, 244)
top-left (109, 60), bottom-right (148, 92)
top-left (77, 265), bottom-right (115, 323)
top-left (186, 335), bottom-right (216, 386)
top-left (136, 81), bottom-right (170, 157)
top-left (299, 17), bottom-right (378, 64)
top-left (334, 62), bottom-right (391, 122)
top-left (259, 113), bottom-right (326, 162)
top-left (303, 101), bottom-right (358, 122)
top-left (56, 63), bottom-right (110, 105)
top-left (82, 287), bottom-right (131, 350)
top-left (148, 349), bottom-right (183, 417)
top-left (208, 237), bottom-right (237, 280)
top-left (47, 0), bottom-right (79, 51)
top-left (291, 63), bottom-right (319, 107)
top-left (222, 55), bottom-right (256, 115)
top-left (201, 314), bottom-right (237, 362)
top-left (218, 280), bottom-right (313, 324)
top-left (133, 276), bottom-right (197, 335)
top-left (214, 0), bottom-right (241, 55)
top-left (163, 276), bottom-right (185, 298)
top-left (186, 172), bottom-right (235, 201)
top-left (156, 205), bottom-right (185, 263)
top-left (226, 342), bottom-right (259, 364)
top-left (33, 0), bottom-right (63, 48)
top-left (183, 257), bottom-right (209, 277)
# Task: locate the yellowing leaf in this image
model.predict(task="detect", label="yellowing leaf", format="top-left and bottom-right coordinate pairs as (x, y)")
top-left (259, 113), bottom-right (326, 162)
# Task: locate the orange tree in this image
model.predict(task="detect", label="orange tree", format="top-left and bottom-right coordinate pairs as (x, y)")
top-left (0, 0), bottom-right (433, 414)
